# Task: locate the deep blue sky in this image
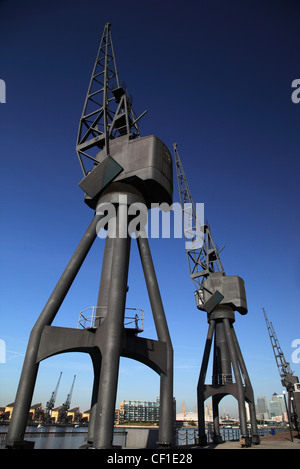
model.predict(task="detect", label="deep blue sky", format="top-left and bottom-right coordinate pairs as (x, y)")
top-left (0, 0), bottom-right (299, 416)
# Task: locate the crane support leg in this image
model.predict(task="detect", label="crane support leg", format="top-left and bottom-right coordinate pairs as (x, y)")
top-left (196, 320), bottom-right (215, 445)
top-left (92, 205), bottom-right (131, 449)
top-left (231, 328), bottom-right (260, 444)
top-left (223, 318), bottom-right (249, 444)
top-left (4, 214), bottom-right (102, 448)
top-left (137, 235), bottom-right (174, 447)
top-left (86, 234), bottom-right (114, 445)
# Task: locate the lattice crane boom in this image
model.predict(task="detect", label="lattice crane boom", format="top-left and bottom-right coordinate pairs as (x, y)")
top-left (62, 375), bottom-right (76, 412)
top-left (46, 371), bottom-right (62, 414)
top-left (173, 143), bottom-right (225, 294)
top-left (76, 22), bottom-right (147, 177)
top-left (263, 308), bottom-right (297, 389)
top-left (263, 307), bottom-right (300, 431)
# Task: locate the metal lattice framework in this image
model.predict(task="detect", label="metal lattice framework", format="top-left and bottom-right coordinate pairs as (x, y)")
top-left (263, 308), bottom-right (296, 388)
top-left (61, 375), bottom-right (76, 412)
top-left (173, 143), bottom-right (224, 291)
top-left (76, 22), bottom-right (146, 176)
top-left (263, 307), bottom-right (300, 431)
top-left (46, 371), bottom-right (62, 414)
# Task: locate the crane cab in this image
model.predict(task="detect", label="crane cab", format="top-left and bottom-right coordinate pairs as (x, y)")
top-left (79, 134), bottom-right (173, 209)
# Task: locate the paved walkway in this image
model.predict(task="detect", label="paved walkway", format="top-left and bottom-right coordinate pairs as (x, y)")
top-left (209, 431), bottom-right (300, 450)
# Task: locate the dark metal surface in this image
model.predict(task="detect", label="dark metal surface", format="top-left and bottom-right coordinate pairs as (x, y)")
top-left (137, 235), bottom-right (173, 446)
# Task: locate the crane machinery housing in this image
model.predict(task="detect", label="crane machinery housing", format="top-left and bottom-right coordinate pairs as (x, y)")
top-left (174, 143), bottom-right (260, 447)
top-left (263, 308), bottom-right (300, 430)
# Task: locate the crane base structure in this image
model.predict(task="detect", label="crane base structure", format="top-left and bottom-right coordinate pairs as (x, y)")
top-left (196, 306), bottom-right (260, 447)
top-left (196, 274), bottom-right (260, 447)
top-left (4, 183), bottom-right (173, 449)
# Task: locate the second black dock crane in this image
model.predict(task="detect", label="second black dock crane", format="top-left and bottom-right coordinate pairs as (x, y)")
top-left (173, 143), bottom-right (260, 447)
top-left (263, 307), bottom-right (300, 431)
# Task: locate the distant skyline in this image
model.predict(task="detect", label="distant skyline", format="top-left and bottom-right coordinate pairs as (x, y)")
top-left (1, 388), bottom-right (291, 418)
top-left (1, 0), bottom-right (299, 417)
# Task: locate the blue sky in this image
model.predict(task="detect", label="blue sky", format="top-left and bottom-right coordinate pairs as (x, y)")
top-left (0, 0), bottom-right (299, 417)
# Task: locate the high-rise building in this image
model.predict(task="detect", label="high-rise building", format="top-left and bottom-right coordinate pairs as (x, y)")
top-left (269, 393), bottom-right (285, 418)
top-left (256, 396), bottom-right (269, 420)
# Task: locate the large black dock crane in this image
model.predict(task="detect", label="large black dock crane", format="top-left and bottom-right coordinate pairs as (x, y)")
top-left (263, 307), bottom-right (300, 430)
top-left (4, 22), bottom-right (173, 449)
top-left (173, 143), bottom-right (260, 447)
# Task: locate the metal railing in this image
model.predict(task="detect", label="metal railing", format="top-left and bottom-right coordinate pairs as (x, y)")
top-left (77, 306), bottom-right (144, 332)
top-left (176, 425), bottom-right (287, 445)
top-left (212, 374), bottom-right (234, 385)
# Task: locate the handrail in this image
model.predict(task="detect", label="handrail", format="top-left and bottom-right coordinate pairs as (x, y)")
top-left (77, 306), bottom-right (144, 332)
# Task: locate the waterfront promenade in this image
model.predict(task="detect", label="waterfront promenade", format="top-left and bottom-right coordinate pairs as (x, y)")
top-left (1, 425), bottom-right (299, 450)
top-left (197, 431), bottom-right (300, 450)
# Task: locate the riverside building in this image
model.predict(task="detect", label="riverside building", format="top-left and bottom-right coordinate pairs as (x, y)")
top-left (120, 399), bottom-right (160, 423)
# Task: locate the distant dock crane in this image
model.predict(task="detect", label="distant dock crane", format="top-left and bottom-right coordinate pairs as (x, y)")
top-left (58, 375), bottom-right (76, 423)
top-left (45, 371), bottom-right (62, 416)
top-left (263, 307), bottom-right (300, 430)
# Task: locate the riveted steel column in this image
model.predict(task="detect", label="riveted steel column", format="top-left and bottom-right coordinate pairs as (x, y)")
top-left (223, 318), bottom-right (248, 439)
top-left (95, 234), bottom-right (115, 327)
top-left (231, 327), bottom-right (260, 443)
top-left (197, 319), bottom-right (215, 444)
top-left (214, 317), bottom-right (232, 385)
top-left (212, 395), bottom-right (222, 441)
top-left (92, 204), bottom-right (131, 448)
top-left (87, 234), bottom-right (114, 444)
top-left (86, 353), bottom-right (101, 445)
top-left (137, 235), bottom-right (173, 447)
